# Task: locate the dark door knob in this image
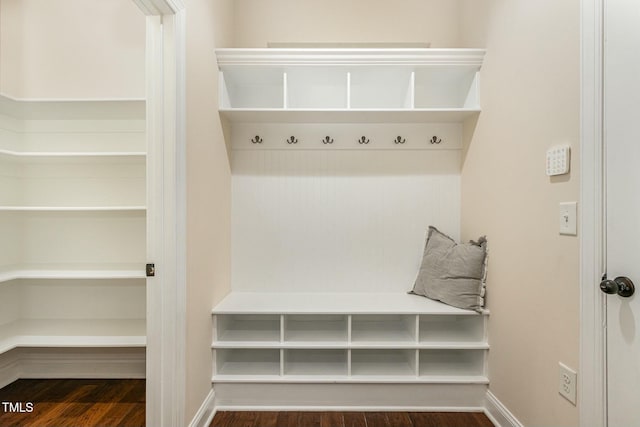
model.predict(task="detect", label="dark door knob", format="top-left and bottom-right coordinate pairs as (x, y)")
top-left (600, 276), bottom-right (635, 297)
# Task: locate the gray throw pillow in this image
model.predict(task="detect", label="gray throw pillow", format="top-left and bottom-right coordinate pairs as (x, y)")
top-left (410, 226), bottom-right (488, 312)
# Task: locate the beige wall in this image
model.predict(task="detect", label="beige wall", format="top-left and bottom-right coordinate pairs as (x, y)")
top-left (0, 0), bottom-right (144, 98)
top-left (459, 1), bottom-right (580, 425)
top-left (185, 0), bottom-right (234, 423)
top-left (233, 0), bottom-right (461, 47)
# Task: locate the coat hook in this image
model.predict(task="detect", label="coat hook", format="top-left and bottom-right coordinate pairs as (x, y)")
top-left (322, 136), bottom-right (334, 144)
top-left (286, 136), bottom-right (298, 144)
top-left (429, 136), bottom-right (442, 145)
top-left (251, 135), bottom-right (263, 144)
top-left (393, 136), bottom-right (406, 144)
top-left (357, 136), bottom-right (370, 145)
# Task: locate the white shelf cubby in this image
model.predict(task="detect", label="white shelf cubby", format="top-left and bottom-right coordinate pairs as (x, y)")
top-left (212, 293), bottom-right (488, 384)
top-left (216, 48), bottom-right (484, 124)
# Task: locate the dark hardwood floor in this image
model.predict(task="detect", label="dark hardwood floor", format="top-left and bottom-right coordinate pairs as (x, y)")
top-left (210, 411), bottom-right (495, 427)
top-left (0, 379), bottom-right (145, 427)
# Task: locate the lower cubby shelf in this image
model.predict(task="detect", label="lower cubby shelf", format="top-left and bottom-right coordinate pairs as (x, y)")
top-left (212, 292), bottom-right (489, 384)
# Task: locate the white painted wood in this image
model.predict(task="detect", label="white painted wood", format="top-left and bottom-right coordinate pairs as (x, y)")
top-left (484, 391), bottom-right (525, 427)
top-left (215, 49), bottom-right (486, 67)
top-left (418, 349), bottom-right (485, 377)
top-left (351, 349), bottom-right (416, 376)
top-left (0, 319), bottom-right (146, 354)
top-left (230, 123), bottom-right (462, 150)
top-left (141, 6), bottom-right (187, 427)
top-left (232, 150), bottom-right (460, 293)
top-left (350, 67), bottom-right (412, 109)
top-left (286, 67), bottom-right (348, 109)
top-left (216, 349), bottom-right (281, 376)
top-left (216, 314), bottom-right (281, 343)
top-left (212, 293), bottom-right (487, 315)
top-left (216, 49), bottom-right (483, 124)
top-left (0, 150), bottom-right (146, 158)
top-left (419, 315), bottom-right (486, 343)
top-left (579, 0), bottom-right (607, 424)
top-left (0, 94), bottom-right (145, 120)
top-left (351, 315), bottom-right (416, 343)
top-left (220, 108), bottom-right (480, 124)
top-left (12, 347), bottom-right (146, 379)
top-left (284, 349), bottom-right (348, 376)
top-left (212, 382), bottom-right (487, 408)
top-left (0, 206), bottom-right (146, 211)
top-left (284, 315), bottom-right (348, 343)
top-left (188, 389), bottom-right (216, 427)
top-left (604, 0), bottom-right (640, 425)
top-left (0, 264), bottom-right (144, 283)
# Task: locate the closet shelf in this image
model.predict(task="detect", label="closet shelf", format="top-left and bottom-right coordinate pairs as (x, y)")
top-left (0, 264), bottom-right (145, 283)
top-left (0, 206), bottom-right (147, 212)
top-left (0, 94), bottom-right (145, 120)
top-left (0, 319), bottom-right (146, 354)
top-left (212, 341), bottom-right (490, 350)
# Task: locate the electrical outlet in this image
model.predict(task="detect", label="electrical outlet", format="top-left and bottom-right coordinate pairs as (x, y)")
top-left (559, 362), bottom-right (577, 405)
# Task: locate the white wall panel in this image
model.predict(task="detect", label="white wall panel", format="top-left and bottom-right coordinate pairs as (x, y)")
top-left (232, 149), bottom-right (460, 293)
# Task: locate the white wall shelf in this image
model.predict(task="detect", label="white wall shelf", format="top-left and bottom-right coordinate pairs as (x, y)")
top-left (212, 292), bottom-right (488, 384)
top-left (0, 319), bottom-right (146, 355)
top-left (216, 48), bottom-right (484, 124)
top-left (0, 94), bottom-right (147, 364)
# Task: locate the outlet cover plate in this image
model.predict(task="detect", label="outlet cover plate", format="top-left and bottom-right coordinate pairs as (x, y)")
top-left (559, 362), bottom-right (577, 405)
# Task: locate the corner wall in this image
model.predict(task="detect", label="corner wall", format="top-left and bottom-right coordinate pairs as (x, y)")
top-left (0, 0), bottom-right (144, 98)
top-left (459, 1), bottom-right (580, 425)
top-left (232, 0), bottom-right (461, 47)
top-left (185, 0), bottom-right (234, 423)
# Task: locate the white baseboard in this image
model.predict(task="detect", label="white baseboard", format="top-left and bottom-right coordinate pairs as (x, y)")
top-left (0, 347), bottom-right (145, 387)
top-left (214, 383), bottom-right (487, 409)
top-left (188, 388), bottom-right (216, 427)
top-left (0, 351), bottom-right (20, 389)
top-left (484, 391), bottom-right (524, 427)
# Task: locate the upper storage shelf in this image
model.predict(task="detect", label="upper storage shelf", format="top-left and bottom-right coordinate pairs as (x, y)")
top-left (216, 48), bottom-right (485, 123)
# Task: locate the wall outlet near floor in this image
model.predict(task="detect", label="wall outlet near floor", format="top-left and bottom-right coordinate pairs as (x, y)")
top-left (559, 362), bottom-right (577, 405)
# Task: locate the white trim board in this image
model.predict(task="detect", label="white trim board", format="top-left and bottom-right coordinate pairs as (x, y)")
top-left (579, 0), bottom-right (607, 425)
top-left (484, 391), bottom-right (524, 427)
top-left (188, 389), bottom-right (216, 427)
top-left (0, 347), bottom-right (145, 390)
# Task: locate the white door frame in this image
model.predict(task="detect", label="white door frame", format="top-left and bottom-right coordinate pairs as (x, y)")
top-left (580, 0), bottom-right (607, 425)
top-left (133, 1), bottom-right (187, 426)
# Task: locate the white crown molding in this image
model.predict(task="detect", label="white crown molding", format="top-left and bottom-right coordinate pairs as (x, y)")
top-left (215, 48), bottom-right (486, 68)
top-left (133, 0), bottom-right (184, 16)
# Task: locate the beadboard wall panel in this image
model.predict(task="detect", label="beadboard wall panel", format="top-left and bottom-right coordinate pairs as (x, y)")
top-left (232, 149), bottom-right (461, 293)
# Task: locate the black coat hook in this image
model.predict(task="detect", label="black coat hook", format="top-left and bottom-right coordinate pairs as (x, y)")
top-left (429, 136), bottom-right (442, 144)
top-left (358, 136), bottom-right (370, 144)
top-left (251, 135), bottom-right (263, 144)
top-left (322, 136), bottom-right (334, 144)
top-left (286, 136), bottom-right (298, 144)
top-left (393, 136), bottom-right (406, 144)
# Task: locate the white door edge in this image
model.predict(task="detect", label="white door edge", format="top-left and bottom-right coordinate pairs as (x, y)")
top-left (579, 0), bottom-right (607, 425)
top-left (134, 1), bottom-right (187, 426)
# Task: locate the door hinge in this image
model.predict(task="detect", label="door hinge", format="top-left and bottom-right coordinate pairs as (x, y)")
top-left (146, 263), bottom-right (155, 277)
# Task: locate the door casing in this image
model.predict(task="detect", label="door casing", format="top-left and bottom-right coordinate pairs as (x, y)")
top-left (580, 0), bottom-right (607, 425)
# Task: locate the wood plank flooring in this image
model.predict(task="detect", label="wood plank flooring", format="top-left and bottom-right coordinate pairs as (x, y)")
top-left (210, 411), bottom-right (495, 427)
top-left (0, 379), bottom-right (144, 427)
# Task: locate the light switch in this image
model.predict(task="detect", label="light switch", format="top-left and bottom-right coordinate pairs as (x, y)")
top-left (559, 202), bottom-right (577, 236)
